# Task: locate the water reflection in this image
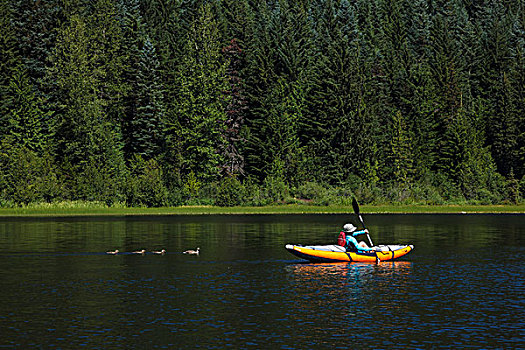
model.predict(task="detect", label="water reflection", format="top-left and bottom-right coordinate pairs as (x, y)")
top-left (286, 261), bottom-right (413, 284)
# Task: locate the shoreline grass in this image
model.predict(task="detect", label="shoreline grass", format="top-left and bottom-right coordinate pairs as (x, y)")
top-left (0, 203), bottom-right (524, 217)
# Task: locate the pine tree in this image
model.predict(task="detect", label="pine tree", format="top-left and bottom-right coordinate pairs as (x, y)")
top-left (0, 1), bottom-right (19, 136)
top-left (49, 10), bottom-right (126, 202)
top-left (11, 0), bottom-right (62, 98)
top-left (220, 39), bottom-right (247, 177)
top-left (244, 0), bottom-right (314, 184)
top-left (377, 0), bottom-right (410, 111)
top-left (307, 0), bottom-right (380, 185)
top-left (170, 3), bottom-right (229, 183)
top-left (243, 1), bottom-right (278, 181)
top-left (5, 67), bottom-right (51, 153)
top-left (478, 2), bottom-right (524, 179)
top-left (133, 37), bottom-right (165, 159)
top-left (51, 14), bottom-right (101, 166)
top-left (136, 0), bottom-right (197, 190)
top-left (405, 0), bottom-right (440, 178)
top-left (389, 0), bottom-right (437, 180)
top-left (118, 1), bottom-right (166, 161)
top-left (254, 77), bottom-right (306, 184)
top-left (427, 4), bottom-right (465, 181)
top-left (220, 0), bottom-right (254, 47)
top-left (120, 0), bottom-right (144, 161)
top-left (513, 30), bottom-right (525, 180)
top-left (90, 0), bottom-right (127, 125)
top-left (388, 110), bottom-right (414, 184)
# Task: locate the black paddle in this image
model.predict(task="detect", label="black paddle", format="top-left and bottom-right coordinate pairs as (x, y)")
top-left (352, 198), bottom-right (374, 247)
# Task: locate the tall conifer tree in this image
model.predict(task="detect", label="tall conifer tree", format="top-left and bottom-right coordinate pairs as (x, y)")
top-left (170, 3), bottom-right (229, 183)
top-left (50, 8), bottom-right (125, 201)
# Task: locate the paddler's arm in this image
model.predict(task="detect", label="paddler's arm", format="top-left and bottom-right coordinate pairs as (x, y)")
top-left (352, 229), bottom-right (375, 252)
top-left (352, 229), bottom-right (368, 237)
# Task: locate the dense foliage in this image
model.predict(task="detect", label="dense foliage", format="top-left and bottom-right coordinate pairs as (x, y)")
top-left (0, 0), bottom-right (524, 207)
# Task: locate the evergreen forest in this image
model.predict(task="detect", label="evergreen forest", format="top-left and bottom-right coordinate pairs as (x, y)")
top-left (0, 0), bottom-right (524, 207)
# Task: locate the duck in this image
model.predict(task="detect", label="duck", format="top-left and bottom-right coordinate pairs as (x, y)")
top-left (183, 247), bottom-right (200, 255)
top-left (106, 249), bottom-right (119, 255)
top-left (152, 249), bottom-right (166, 255)
top-left (132, 249), bottom-right (146, 255)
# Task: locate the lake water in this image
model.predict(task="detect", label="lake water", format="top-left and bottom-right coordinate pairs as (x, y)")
top-left (0, 214), bottom-right (523, 349)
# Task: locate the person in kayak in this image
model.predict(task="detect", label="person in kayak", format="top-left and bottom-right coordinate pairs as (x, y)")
top-left (342, 223), bottom-right (375, 252)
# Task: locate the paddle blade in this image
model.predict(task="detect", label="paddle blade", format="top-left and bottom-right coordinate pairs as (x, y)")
top-left (352, 198), bottom-right (360, 215)
top-left (353, 197), bottom-right (371, 245)
top-left (353, 198), bottom-right (366, 229)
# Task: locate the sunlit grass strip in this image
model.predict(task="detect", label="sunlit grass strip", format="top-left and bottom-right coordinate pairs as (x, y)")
top-left (361, 204), bottom-right (525, 214)
top-left (0, 203), bottom-right (524, 217)
top-left (21, 201), bottom-right (128, 209)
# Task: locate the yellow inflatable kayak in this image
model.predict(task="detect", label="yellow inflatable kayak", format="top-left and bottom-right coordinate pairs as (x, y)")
top-left (285, 244), bottom-right (414, 263)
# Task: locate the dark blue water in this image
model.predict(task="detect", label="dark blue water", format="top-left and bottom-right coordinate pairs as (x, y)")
top-left (0, 214), bottom-right (523, 349)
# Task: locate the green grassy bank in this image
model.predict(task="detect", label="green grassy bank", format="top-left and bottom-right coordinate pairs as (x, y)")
top-left (0, 203), bottom-right (524, 217)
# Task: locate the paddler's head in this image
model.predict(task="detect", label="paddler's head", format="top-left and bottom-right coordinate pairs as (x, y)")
top-left (343, 223), bottom-right (357, 233)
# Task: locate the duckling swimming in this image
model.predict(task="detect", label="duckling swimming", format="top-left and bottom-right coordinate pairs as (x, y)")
top-left (132, 249), bottom-right (146, 255)
top-left (183, 247), bottom-right (200, 255)
top-left (106, 249), bottom-right (119, 255)
top-left (152, 249), bottom-right (166, 255)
